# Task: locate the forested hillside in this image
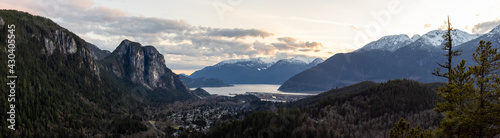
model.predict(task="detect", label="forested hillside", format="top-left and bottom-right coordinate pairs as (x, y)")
top-left (202, 79), bottom-right (444, 137)
top-left (0, 10), bottom-right (193, 137)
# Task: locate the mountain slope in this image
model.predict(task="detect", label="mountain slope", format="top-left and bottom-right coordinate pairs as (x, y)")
top-left (87, 42), bottom-right (111, 60)
top-left (0, 10), bottom-right (140, 137)
top-left (279, 29), bottom-right (479, 92)
top-left (190, 57), bottom-right (324, 84)
top-left (0, 10), bottom-right (193, 137)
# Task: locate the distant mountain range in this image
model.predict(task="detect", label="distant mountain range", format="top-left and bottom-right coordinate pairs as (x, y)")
top-left (279, 27), bottom-right (500, 92)
top-left (190, 57), bottom-right (324, 84)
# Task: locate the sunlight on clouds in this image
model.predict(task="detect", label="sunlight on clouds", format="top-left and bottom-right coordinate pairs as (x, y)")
top-left (4, 0), bottom-right (500, 72)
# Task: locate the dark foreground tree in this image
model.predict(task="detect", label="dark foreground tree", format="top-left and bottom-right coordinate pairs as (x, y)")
top-left (390, 118), bottom-right (432, 138)
top-left (435, 40), bottom-right (500, 137)
top-left (392, 17), bottom-right (500, 137)
top-left (433, 16), bottom-right (462, 81)
top-left (465, 40), bottom-right (500, 137)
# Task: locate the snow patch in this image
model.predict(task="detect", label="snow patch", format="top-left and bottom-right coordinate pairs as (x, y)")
top-left (417, 29), bottom-right (479, 47)
top-left (358, 34), bottom-right (412, 52)
top-left (486, 25), bottom-right (500, 37)
top-left (216, 57), bottom-right (276, 66)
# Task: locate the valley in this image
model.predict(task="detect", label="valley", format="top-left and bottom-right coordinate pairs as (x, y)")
top-left (2, 2), bottom-right (500, 137)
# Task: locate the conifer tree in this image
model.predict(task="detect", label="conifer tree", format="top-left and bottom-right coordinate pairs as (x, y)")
top-left (390, 118), bottom-right (410, 138)
top-left (391, 16), bottom-right (462, 137)
top-left (466, 40), bottom-right (500, 137)
top-left (434, 59), bottom-right (473, 137)
top-left (433, 16), bottom-right (462, 81)
top-left (436, 40), bottom-right (500, 137)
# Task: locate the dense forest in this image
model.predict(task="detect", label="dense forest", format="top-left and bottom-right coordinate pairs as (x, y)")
top-left (0, 10), bottom-right (193, 137)
top-left (201, 80), bottom-right (444, 137)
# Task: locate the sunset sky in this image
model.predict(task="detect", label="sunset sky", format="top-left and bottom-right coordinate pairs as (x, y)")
top-left (3, 0), bottom-right (500, 75)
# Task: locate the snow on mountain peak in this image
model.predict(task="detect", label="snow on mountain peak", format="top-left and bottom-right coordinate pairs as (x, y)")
top-left (310, 58), bottom-right (325, 65)
top-left (278, 58), bottom-right (307, 65)
top-left (486, 24), bottom-right (500, 37)
top-left (417, 29), bottom-right (479, 47)
top-left (216, 57), bottom-right (276, 66)
top-left (358, 34), bottom-right (412, 52)
top-left (411, 34), bottom-right (421, 42)
top-left (276, 57), bottom-right (324, 65)
top-left (216, 57), bottom-right (323, 68)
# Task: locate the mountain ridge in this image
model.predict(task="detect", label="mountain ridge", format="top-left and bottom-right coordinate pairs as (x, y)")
top-left (190, 57), bottom-right (324, 84)
top-left (279, 28), bottom-right (492, 92)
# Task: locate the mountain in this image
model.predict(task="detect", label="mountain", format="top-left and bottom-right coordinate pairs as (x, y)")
top-left (99, 39), bottom-right (190, 92)
top-left (414, 29), bottom-right (478, 47)
top-left (179, 75), bottom-right (233, 88)
top-left (357, 34), bottom-right (413, 52)
top-left (190, 57), bottom-right (324, 84)
top-left (279, 29), bottom-right (482, 92)
top-left (454, 25), bottom-right (500, 65)
top-left (191, 87), bottom-right (212, 98)
top-left (179, 73), bottom-right (189, 77)
top-left (0, 10), bottom-right (194, 137)
top-left (87, 42), bottom-right (111, 60)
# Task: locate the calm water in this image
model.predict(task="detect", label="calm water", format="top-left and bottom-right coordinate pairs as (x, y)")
top-left (191, 84), bottom-right (315, 96)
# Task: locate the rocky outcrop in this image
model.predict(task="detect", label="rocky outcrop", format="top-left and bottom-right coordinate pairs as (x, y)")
top-left (42, 29), bottom-right (77, 55)
top-left (101, 40), bottom-right (189, 92)
top-left (39, 29), bottom-right (100, 75)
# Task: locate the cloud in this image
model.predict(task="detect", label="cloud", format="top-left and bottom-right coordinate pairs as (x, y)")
top-left (471, 19), bottom-right (500, 34)
top-left (437, 24), bottom-right (447, 30)
top-left (205, 28), bottom-right (273, 39)
top-left (3, 0), bottom-right (327, 71)
top-left (424, 24), bottom-right (431, 29)
top-left (272, 37), bottom-right (323, 50)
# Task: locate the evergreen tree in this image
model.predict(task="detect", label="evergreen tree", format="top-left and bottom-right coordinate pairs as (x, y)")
top-left (392, 16), bottom-right (460, 137)
top-left (435, 40), bottom-right (500, 137)
top-left (390, 118), bottom-right (410, 138)
top-left (433, 16), bottom-right (462, 81)
top-left (466, 40), bottom-right (500, 137)
top-left (434, 59), bottom-right (473, 137)
top-left (390, 118), bottom-right (432, 138)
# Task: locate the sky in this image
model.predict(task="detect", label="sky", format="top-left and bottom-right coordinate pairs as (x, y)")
top-left (3, 0), bottom-right (500, 75)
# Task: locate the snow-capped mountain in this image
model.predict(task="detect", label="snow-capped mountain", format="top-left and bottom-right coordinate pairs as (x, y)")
top-left (415, 29), bottom-right (479, 47)
top-left (485, 25), bottom-right (500, 38)
top-left (274, 57), bottom-right (321, 65)
top-left (279, 26), bottom-right (497, 92)
top-left (215, 57), bottom-right (276, 66)
top-left (411, 34), bottom-right (421, 41)
top-left (310, 58), bottom-right (325, 65)
top-left (358, 34), bottom-right (413, 52)
top-left (190, 57), bottom-right (324, 84)
top-left (358, 29), bottom-right (480, 52)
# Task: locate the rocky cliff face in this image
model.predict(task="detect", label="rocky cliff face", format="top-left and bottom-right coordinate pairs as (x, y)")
top-left (39, 29), bottom-right (100, 75)
top-left (101, 40), bottom-right (189, 92)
